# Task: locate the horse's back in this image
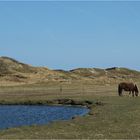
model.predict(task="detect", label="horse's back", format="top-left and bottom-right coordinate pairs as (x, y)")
top-left (119, 82), bottom-right (134, 88)
top-left (118, 82), bottom-right (135, 91)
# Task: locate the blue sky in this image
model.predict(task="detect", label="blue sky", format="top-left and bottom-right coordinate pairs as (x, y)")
top-left (0, 1), bottom-right (140, 70)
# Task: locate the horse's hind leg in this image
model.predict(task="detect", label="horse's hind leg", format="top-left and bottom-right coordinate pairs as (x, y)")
top-left (129, 91), bottom-right (131, 97)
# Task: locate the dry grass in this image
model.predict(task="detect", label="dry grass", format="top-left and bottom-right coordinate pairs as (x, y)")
top-left (0, 81), bottom-right (140, 139)
top-left (0, 81), bottom-right (117, 102)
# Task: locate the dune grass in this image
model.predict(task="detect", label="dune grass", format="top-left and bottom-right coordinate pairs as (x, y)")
top-left (0, 81), bottom-right (140, 139)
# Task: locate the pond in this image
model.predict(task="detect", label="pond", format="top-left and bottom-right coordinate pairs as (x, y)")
top-left (0, 105), bottom-right (89, 129)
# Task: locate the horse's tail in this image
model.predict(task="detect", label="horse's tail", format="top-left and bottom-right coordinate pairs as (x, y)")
top-left (118, 84), bottom-right (122, 96)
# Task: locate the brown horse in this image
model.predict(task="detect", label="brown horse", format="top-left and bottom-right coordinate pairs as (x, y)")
top-left (118, 82), bottom-right (139, 97)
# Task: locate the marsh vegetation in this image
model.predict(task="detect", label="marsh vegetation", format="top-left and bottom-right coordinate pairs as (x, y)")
top-left (0, 81), bottom-right (140, 139)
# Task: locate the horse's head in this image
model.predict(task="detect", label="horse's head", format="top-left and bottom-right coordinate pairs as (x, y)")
top-left (134, 84), bottom-right (139, 96)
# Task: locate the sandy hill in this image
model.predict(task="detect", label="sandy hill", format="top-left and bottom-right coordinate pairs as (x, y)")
top-left (0, 56), bottom-right (139, 85)
top-left (0, 56), bottom-right (36, 74)
top-left (70, 67), bottom-right (140, 79)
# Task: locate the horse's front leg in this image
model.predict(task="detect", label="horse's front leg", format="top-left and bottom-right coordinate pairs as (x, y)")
top-left (132, 91), bottom-right (135, 97)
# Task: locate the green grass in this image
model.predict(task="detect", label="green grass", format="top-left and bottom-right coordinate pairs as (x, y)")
top-left (0, 82), bottom-right (140, 139)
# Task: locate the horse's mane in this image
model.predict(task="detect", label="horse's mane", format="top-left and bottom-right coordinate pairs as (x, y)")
top-left (135, 84), bottom-right (139, 92)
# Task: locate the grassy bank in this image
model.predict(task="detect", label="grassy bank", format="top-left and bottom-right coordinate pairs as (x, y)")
top-left (0, 81), bottom-right (140, 139)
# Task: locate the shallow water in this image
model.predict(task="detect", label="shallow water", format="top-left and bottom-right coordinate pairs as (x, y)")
top-left (0, 105), bottom-right (89, 129)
